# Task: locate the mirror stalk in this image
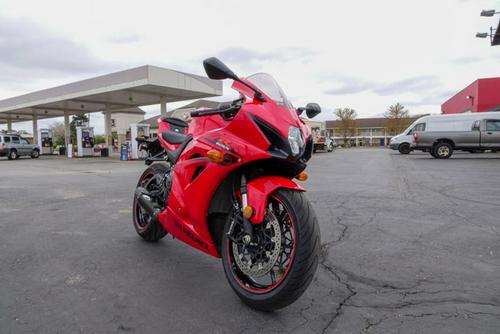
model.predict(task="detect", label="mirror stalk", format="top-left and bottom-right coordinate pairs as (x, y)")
top-left (237, 80), bottom-right (267, 102)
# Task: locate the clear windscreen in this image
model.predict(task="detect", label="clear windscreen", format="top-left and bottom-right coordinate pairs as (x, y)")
top-left (246, 73), bottom-right (294, 110)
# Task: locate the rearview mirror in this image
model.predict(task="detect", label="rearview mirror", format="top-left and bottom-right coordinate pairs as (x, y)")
top-left (305, 103), bottom-right (321, 118)
top-left (203, 57), bottom-right (238, 80)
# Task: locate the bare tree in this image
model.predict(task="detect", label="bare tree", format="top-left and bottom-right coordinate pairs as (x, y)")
top-left (385, 103), bottom-right (411, 135)
top-left (334, 108), bottom-right (357, 147)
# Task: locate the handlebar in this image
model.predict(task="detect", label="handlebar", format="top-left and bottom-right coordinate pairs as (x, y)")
top-left (190, 105), bottom-right (238, 118)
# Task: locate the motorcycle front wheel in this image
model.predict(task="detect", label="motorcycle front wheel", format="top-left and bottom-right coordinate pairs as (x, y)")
top-left (221, 188), bottom-right (320, 311)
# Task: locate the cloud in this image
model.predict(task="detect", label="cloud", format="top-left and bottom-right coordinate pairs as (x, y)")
top-left (401, 90), bottom-right (456, 108)
top-left (324, 79), bottom-right (374, 95)
top-left (373, 75), bottom-right (439, 96)
top-left (324, 75), bottom-right (441, 96)
top-left (107, 34), bottom-right (142, 44)
top-left (215, 47), bottom-right (316, 71)
top-left (0, 17), bottom-right (114, 75)
top-left (450, 56), bottom-right (483, 64)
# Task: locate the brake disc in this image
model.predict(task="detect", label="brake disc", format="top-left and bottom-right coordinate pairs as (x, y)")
top-left (232, 210), bottom-right (282, 278)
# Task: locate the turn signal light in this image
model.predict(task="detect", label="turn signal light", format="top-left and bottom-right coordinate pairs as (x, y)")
top-left (207, 149), bottom-right (224, 163)
top-left (296, 171), bottom-right (308, 181)
top-left (243, 206), bottom-right (254, 219)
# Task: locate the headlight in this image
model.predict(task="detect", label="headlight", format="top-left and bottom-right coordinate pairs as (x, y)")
top-left (288, 126), bottom-right (304, 157)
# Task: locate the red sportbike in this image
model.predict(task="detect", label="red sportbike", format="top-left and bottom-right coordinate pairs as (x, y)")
top-left (133, 57), bottom-right (321, 310)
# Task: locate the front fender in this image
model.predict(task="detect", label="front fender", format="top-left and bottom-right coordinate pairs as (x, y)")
top-left (246, 175), bottom-right (305, 224)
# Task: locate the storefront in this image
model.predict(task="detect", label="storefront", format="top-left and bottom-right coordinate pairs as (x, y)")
top-left (441, 77), bottom-right (500, 114)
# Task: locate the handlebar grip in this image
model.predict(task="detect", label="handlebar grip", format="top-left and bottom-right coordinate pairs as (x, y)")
top-left (190, 106), bottom-right (238, 118)
top-left (190, 107), bottom-right (226, 117)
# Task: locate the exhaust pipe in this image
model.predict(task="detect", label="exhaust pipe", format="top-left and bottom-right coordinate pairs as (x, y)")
top-left (135, 187), bottom-right (160, 221)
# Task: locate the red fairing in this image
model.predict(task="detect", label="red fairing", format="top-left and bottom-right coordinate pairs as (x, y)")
top-left (246, 176), bottom-right (304, 224)
top-left (155, 74), bottom-right (312, 258)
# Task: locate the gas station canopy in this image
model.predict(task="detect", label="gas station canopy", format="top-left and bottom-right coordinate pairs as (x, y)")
top-left (0, 65), bottom-right (222, 124)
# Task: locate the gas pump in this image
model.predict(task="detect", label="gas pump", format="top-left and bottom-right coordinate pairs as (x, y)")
top-left (130, 123), bottom-right (150, 160)
top-left (37, 128), bottom-right (54, 155)
top-left (76, 126), bottom-right (95, 157)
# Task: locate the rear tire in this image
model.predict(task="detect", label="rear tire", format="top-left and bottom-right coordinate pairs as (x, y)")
top-left (221, 188), bottom-right (320, 311)
top-left (133, 163), bottom-right (169, 242)
top-left (8, 150), bottom-right (18, 160)
top-left (433, 142), bottom-right (453, 159)
top-left (398, 143), bottom-right (411, 155)
top-left (31, 149), bottom-right (40, 158)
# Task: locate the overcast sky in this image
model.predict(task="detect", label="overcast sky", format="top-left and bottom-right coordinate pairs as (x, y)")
top-left (0, 0), bottom-right (499, 134)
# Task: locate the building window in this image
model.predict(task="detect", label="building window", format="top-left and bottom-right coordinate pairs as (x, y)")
top-left (359, 129), bottom-right (370, 136)
top-left (111, 119), bottom-right (116, 127)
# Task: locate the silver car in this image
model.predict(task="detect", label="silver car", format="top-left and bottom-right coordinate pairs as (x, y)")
top-left (0, 134), bottom-right (40, 160)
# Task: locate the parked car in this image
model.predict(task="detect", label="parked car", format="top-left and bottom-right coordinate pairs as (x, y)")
top-left (0, 133), bottom-right (40, 160)
top-left (411, 112), bottom-right (500, 159)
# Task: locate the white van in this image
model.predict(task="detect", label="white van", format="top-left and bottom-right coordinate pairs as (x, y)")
top-left (388, 119), bottom-right (425, 154)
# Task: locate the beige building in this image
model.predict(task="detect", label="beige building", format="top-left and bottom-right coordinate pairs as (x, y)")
top-left (302, 119), bottom-right (324, 132)
top-left (110, 107), bottom-right (146, 148)
top-left (326, 117), bottom-right (418, 147)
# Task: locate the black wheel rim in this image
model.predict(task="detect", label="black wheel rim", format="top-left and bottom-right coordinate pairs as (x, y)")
top-left (227, 195), bottom-right (296, 293)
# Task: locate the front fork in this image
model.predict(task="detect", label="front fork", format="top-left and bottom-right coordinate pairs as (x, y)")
top-left (227, 174), bottom-right (254, 244)
top-left (240, 174), bottom-right (254, 242)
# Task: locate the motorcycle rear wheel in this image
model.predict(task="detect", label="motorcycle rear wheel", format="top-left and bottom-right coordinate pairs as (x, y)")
top-left (132, 163), bottom-right (168, 242)
top-left (221, 188), bottom-right (320, 311)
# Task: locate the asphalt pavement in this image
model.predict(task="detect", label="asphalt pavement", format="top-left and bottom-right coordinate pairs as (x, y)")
top-left (1, 149), bottom-right (499, 333)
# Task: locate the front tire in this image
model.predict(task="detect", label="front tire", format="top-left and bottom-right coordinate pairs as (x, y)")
top-left (398, 143), bottom-right (411, 155)
top-left (132, 163), bottom-right (169, 242)
top-left (221, 189), bottom-right (320, 311)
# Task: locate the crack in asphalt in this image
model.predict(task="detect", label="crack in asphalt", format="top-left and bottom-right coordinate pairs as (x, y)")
top-left (361, 309), bottom-right (500, 333)
top-left (313, 191), bottom-right (499, 333)
top-left (348, 298), bottom-right (500, 311)
top-left (292, 175), bottom-right (498, 333)
top-left (318, 213), bottom-right (357, 334)
top-left (319, 258), bottom-right (357, 334)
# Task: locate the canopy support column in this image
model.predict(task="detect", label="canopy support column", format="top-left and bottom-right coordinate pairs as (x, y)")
top-left (104, 105), bottom-right (112, 146)
top-left (32, 110), bottom-right (38, 145)
top-left (160, 96), bottom-right (167, 118)
top-left (6, 118), bottom-right (12, 132)
top-left (64, 111), bottom-right (70, 147)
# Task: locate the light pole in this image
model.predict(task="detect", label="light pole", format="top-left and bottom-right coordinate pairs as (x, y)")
top-left (477, 9), bottom-right (499, 45)
top-left (476, 27), bottom-right (496, 43)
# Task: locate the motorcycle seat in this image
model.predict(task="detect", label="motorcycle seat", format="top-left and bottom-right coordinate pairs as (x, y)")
top-left (161, 117), bottom-right (188, 133)
top-left (162, 130), bottom-right (186, 145)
